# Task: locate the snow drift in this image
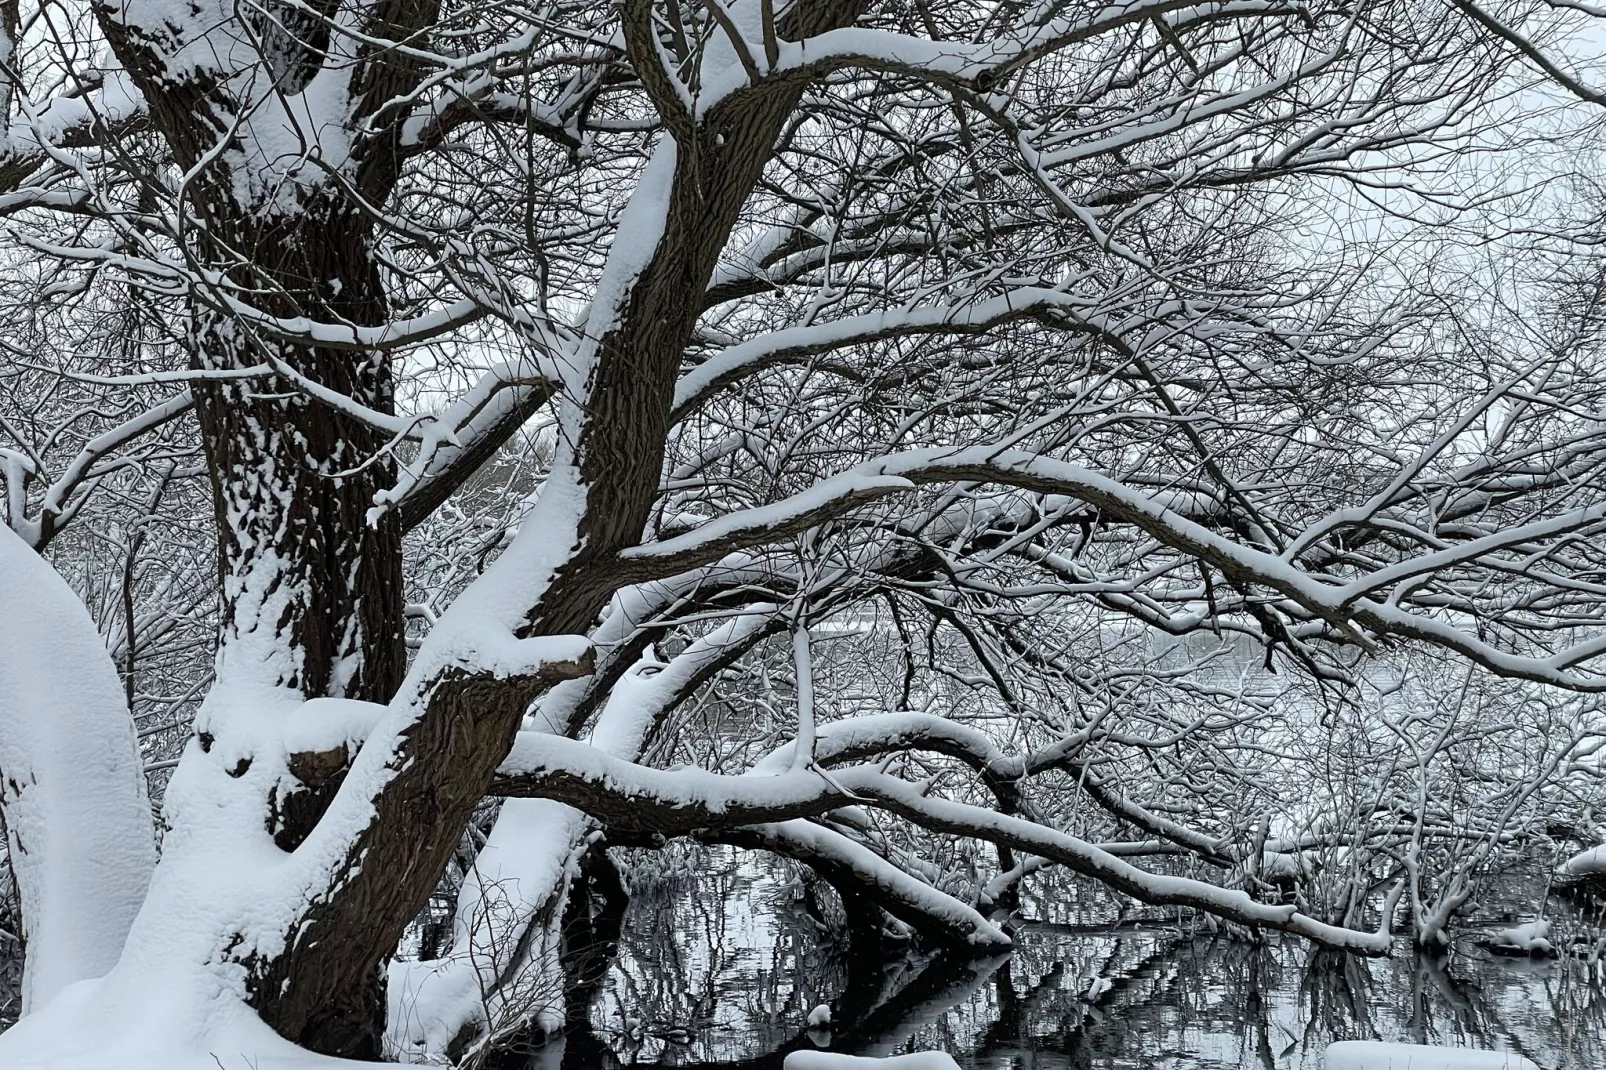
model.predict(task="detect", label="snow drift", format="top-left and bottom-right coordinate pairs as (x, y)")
top-left (0, 523), bottom-right (155, 1013)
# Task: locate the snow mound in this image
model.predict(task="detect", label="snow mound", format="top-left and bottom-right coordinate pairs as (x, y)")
top-left (1323, 1041), bottom-right (1540, 1070)
top-left (0, 977), bottom-right (399, 1069)
top-left (807, 1003), bottom-right (832, 1027)
top-left (1483, 919), bottom-right (1556, 957)
top-left (784, 1053), bottom-right (961, 1070)
top-left (0, 523), bottom-right (155, 1012)
top-left (282, 696), bottom-right (385, 757)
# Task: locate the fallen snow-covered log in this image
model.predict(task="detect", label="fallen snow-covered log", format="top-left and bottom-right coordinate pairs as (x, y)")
top-left (1554, 844), bottom-right (1606, 896)
top-left (1479, 919), bottom-right (1556, 958)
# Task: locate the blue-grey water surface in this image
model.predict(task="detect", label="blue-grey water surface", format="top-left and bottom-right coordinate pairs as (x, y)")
top-left (547, 847), bottom-right (1605, 1070)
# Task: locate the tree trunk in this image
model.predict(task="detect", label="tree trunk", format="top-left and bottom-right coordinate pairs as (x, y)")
top-left (180, 205), bottom-right (408, 1054)
top-left (190, 203), bottom-right (405, 709)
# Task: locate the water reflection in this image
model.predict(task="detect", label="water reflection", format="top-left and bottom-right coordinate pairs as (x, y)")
top-left (565, 849), bottom-right (1605, 1070)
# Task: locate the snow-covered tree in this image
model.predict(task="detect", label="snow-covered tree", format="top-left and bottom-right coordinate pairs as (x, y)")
top-left (0, 1), bottom-right (1603, 1066)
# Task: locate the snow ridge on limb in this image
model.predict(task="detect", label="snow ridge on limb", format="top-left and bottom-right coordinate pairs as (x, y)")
top-left (0, 523), bottom-right (155, 1013)
top-left (669, 286), bottom-right (1109, 418)
top-left (685, 0), bottom-right (1298, 112)
top-left (752, 712), bottom-right (1236, 866)
top-left (707, 821), bottom-right (1012, 951)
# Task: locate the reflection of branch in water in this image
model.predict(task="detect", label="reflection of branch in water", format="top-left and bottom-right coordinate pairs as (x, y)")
top-left (835, 933), bottom-right (903, 1025)
top-left (837, 950), bottom-right (1012, 1059)
top-left (588, 846), bottom-right (853, 1065)
top-left (1244, 945), bottom-right (1277, 1070)
top-left (1418, 951), bottom-right (1476, 1018)
top-left (985, 945), bottom-right (1083, 1046)
top-left (1438, 955), bottom-right (1559, 1070)
top-left (1297, 939), bottom-right (1554, 1067)
top-left (1102, 938), bottom-right (1245, 1057)
top-left (979, 935), bottom-right (1350, 1067)
top-left (1551, 950), bottom-right (1606, 1066)
top-left (985, 956), bottom-right (1062, 1044)
top-left (564, 855), bottom-right (1606, 1070)
top-left (561, 845), bottom-right (631, 1027)
top-left (1408, 949), bottom-right (1479, 1047)
top-left (576, 951), bottom-right (1006, 1070)
top-left (970, 926), bottom-right (1184, 1063)
top-left (1299, 946), bottom-right (1375, 1050)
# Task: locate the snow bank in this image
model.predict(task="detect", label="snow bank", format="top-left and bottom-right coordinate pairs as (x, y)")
top-left (0, 977), bottom-right (397, 1069)
top-left (387, 954), bottom-right (491, 1062)
top-left (784, 1053), bottom-right (961, 1070)
top-left (0, 523), bottom-right (155, 1012)
top-left (1323, 1041), bottom-right (1540, 1070)
top-left (386, 797), bottom-right (584, 1057)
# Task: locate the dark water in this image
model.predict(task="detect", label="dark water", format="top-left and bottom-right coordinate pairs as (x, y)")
top-left (543, 848), bottom-right (1606, 1070)
top-left (3, 850), bottom-right (1600, 1068)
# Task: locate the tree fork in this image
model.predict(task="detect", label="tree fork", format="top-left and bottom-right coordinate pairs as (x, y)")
top-left (248, 657), bottom-right (592, 1057)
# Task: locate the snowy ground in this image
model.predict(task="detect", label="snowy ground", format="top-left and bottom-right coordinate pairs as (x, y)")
top-left (0, 977), bottom-right (391, 1070)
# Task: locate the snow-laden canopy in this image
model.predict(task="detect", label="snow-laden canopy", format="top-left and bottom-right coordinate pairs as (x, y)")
top-left (0, 0), bottom-right (1604, 1066)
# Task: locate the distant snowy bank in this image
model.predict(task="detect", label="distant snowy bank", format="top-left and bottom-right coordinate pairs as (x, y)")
top-left (785, 1053), bottom-right (961, 1070)
top-left (1324, 1041), bottom-right (1541, 1070)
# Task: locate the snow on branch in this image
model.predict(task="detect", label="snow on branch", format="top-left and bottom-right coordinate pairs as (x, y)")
top-left (752, 711), bottom-right (1237, 866)
top-left (1, 391), bottom-right (194, 550)
top-left (689, 0), bottom-right (1305, 112)
top-left (490, 733), bottom-right (1396, 954)
top-left (618, 472), bottom-right (917, 578)
top-left (624, 444), bottom-right (1606, 690)
top-left (671, 286), bottom-right (1111, 419)
top-left (707, 820), bottom-right (1012, 951)
top-left (382, 360), bottom-right (567, 530)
